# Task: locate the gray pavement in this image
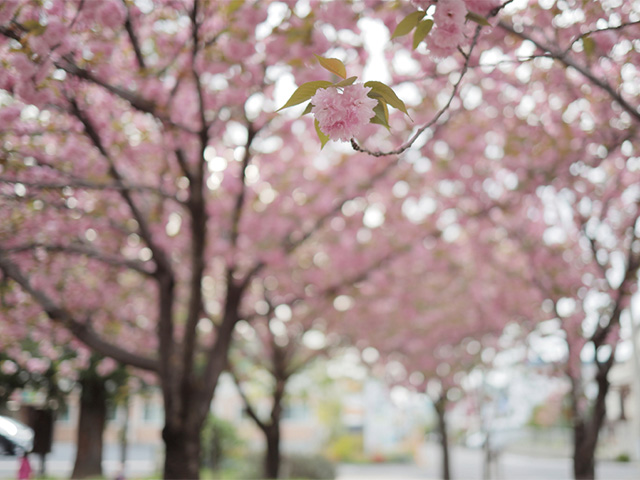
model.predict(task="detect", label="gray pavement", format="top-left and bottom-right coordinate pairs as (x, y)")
top-left (338, 442), bottom-right (640, 480)
top-left (0, 441), bottom-right (638, 479)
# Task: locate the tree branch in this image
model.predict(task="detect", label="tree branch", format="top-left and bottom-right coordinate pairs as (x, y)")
top-left (562, 21), bottom-right (640, 56)
top-left (0, 253), bottom-right (158, 372)
top-left (229, 366), bottom-right (269, 433)
top-left (229, 124), bottom-right (257, 253)
top-left (68, 98), bottom-right (174, 277)
top-left (0, 178), bottom-right (179, 201)
top-left (56, 59), bottom-right (197, 134)
top-left (123, 2), bottom-right (147, 70)
top-left (497, 20), bottom-right (640, 124)
top-left (3, 242), bottom-right (155, 276)
top-left (181, 0), bottom-right (215, 395)
top-left (351, 8), bottom-right (499, 157)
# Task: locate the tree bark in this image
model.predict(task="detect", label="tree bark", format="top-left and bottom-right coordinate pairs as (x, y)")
top-left (434, 396), bottom-right (451, 480)
top-left (573, 420), bottom-right (597, 480)
top-left (162, 419), bottom-right (202, 480)
top-left (71, 376), bottom-right (107, 479)
top-left (572, 358), bottom-right (613, 480)
top-left (264, 424), bottom-right (281, 479)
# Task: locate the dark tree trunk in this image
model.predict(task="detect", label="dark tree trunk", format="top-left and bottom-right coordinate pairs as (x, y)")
top-left (434, 396), bottom-right (451, 480)
top-left (264, 424), bottom-right (281, 479)
top-left (573, 420), bottom-right (597, 480)
top-left (163, 420), bottom-right (202, 480)
top-left (571, 357), bottom-right (613, 480)
top-left (71, 376), bottom-right (107, 479)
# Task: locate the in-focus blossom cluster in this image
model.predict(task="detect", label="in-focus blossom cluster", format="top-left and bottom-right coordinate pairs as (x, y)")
top-left (311, 84), bottom-right (377, 142)
top-left (278, 56), bottom-right (408, 146)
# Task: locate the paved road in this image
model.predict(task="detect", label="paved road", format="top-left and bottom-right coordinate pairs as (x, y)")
top-left (339, 442), bottom-right (640, 480)
top-left (0, 442), bottom-right (638, 479)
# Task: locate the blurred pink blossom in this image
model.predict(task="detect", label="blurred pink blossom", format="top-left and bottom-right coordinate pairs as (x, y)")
top-left (434, 0), bottom-right (466, 26)
top-left (98, 0), bottom-right (126, 29)
top-left (42, 18), bottom-right (66, 46)
top-left (1, 360), bottom-right (18, 375)
top-left (427, 21), bottom-right (466, 58)
top-left (0, 0), bottom-right (19, 25)
top-left (97, 357), bottom-right (118, 377)
top-left (464, 0), bottom-right (500, 16)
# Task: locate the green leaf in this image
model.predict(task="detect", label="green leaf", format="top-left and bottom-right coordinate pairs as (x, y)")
top-left (466, 11), bottom-right (491, 26)
top-left (391, 10), bottom-right (426, 39)
top-left (582, 35), bottom-right (595, 58)
top-left (370, 100), bottom-right (390, 130)
top-left (225, 0), bottom-right (245, 15)
top-left (364, 81), bottom-right (410, 117)
top-left (23, 20), bottom-right (47, 36)
top-left (315, 55), bottom-right (347, 79)
top-left (301, 102), bottom-right (313, 116)
top-left (333, 76), bottom-right (358, 88)
top-left (277, 81), bottom-right (333, 111)
top-left (412, 19), bottom-right (434, 49)
top-left (314, 118), bottom-right (330, 149)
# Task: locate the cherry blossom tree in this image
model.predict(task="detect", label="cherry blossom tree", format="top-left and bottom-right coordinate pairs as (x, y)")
top-left (0, 325), bottom-right (128, 479)
top-left (229, 211), bottom-right (420, 478)
top-left (379, 1), bottom-right (639, 477)
top-left (1, 1), bottom-right (638, 479)
top-left (230, 309), bottom-right (334, 480)
top-left (0, 1), bottom-right (424, 476)
top-left (329, 211), bottom-right (542, 479)
top-left (490, 168), bottom-right (640, 479)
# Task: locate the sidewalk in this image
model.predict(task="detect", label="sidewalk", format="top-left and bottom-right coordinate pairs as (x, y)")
top-left (337, 442), bottom-right (640, 480)
top-left (1, 442), bottom-right (638, 479)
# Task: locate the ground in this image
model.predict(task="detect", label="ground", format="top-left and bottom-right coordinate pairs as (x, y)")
top-left (0, 441), bottom-right (639, 479)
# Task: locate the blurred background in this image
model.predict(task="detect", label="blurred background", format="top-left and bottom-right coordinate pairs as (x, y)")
top-left (2, 341), bottom-right (640, 479)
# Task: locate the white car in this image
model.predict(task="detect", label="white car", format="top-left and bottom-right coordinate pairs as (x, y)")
top-left (0, 415), bottom-right (34, 455)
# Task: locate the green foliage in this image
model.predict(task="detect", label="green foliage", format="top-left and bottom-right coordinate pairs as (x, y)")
top-left (413, 20), bottom-right (434, 50)
top-left (365, 81), bottom-right (410, 117)
top-left (466, 11), bottom-right (491, 26)
top-left (200, 414), bottom-right (245, 470)
top-left (333, 76), bottom-right (357, 88)
top-left (582, 35), bottom-right (596, 57)
top-left (325, 433), bottom-right (365, 463)
top-left (391, 11), bottom-right (426, 39)
top-left (0, 348), bottom-right (74, 409)
top-left (314, 118), bottom-right (330, 149)
top-left (301, 102), bottom-right (313, 115)
top-left (615, 452), bottom-right (631, 462)
top-left (277, 81), bottom-right (333, 111)
top-left (370, 100), bottom-right (390, 130)
top-left (315, 55), bottom-right (347, 79)
top-left (278, 58), bottom-right (410, 147)
top-left (282, 453), bottom-right (336, 479)
top-left (200, 462), bottom-right (261, 480)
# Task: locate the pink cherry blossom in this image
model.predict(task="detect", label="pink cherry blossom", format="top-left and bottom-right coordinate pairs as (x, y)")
top-left (412, 0), bottom-right (434, 10)
top-left (464, 0), bottom-right (500, 16)
top-left (434, 0), bottom-right (467, 26)
top-left (592, 30), bottom-right (618, 54)
top-left (0, 360), bottom-right (18, 375)
top-left (0, 104), bottom-right (21, 126)
top-left (42, 18), bottom-right (66, 46)
top-left (96, 357), bottom-right (118, 377)
top-left (311, 83), bottom-right (377, 142)
top-left (0, 0), bottom-right (19, 25)
top-left (427, 21), bottom-right (466, 58)
top-left (97, 0), bottom-right (126, 29)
